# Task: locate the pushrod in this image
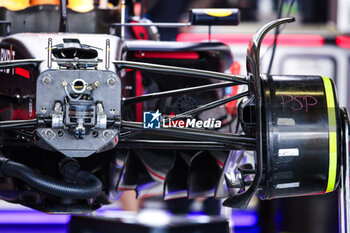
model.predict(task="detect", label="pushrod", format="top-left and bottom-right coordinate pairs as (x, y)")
top-left (120, 120), bottom-right (255, 148)
top-left (123, 81), bottom-right (238, 105)
top-left (163, 91), bottom-right (249, 123)
top-left (113, 61), bottom-right (248, 83)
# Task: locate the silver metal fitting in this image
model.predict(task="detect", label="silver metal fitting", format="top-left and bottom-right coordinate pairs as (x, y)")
top-left (102, 130), bottom-right (111, 138)
top-left (107, 78), bottom-right (116, 87)
top-left (44, 129), bottom-right (55, 139)
top-left (42, 76), bottom-right (51, 85)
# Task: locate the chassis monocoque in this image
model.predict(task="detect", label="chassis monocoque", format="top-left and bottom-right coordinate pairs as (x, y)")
top-left (0, 3), bottom-right (349, 231)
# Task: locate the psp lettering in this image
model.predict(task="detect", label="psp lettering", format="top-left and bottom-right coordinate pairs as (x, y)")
top-left (143, 110), bottom-right (162, 129)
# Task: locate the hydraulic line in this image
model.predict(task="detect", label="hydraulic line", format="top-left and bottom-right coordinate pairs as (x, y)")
top-left (0, 158), bottom-right (102, 199)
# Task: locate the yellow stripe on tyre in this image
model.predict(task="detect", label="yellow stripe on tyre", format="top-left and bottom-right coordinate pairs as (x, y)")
top-left (322, 77), bottom-right (337, 193)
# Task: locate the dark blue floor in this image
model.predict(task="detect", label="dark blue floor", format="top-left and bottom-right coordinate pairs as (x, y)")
top-left (0, 209), bottom-right (259, 233)
top-left (0, 225), bottom-right (260, 233)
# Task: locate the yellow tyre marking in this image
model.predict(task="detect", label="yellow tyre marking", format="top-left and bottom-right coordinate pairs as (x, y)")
top-left (322, 77), bottom-right (337, 193)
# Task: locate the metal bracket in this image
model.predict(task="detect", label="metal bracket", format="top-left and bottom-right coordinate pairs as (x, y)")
top-left (339, 108), bottom-right (350, 233)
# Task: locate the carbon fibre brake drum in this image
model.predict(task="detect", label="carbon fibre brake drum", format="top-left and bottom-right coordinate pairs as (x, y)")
top-left (261, 75), bottom-right (341, 199)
